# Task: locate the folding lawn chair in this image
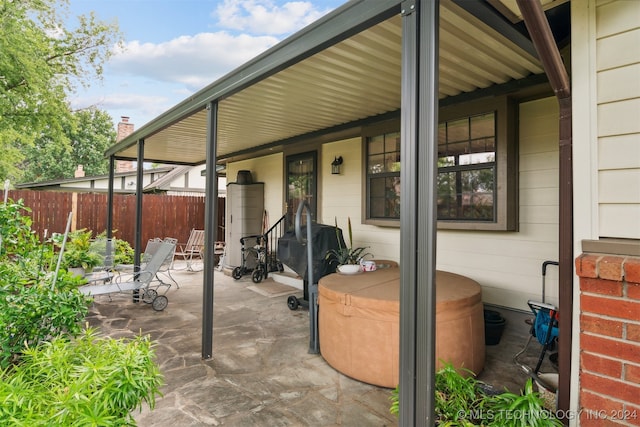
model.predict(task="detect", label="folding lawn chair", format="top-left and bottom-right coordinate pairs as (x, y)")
top-left (79, 239), bottom-right (177, 311)
top-left (173, 229), bottom-right (204, 271)
top-left (143, 237), bottom-right (179, 288)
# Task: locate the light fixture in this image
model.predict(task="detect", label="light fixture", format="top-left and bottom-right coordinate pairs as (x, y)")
top-left (331, 156), bottom-right (343, 175)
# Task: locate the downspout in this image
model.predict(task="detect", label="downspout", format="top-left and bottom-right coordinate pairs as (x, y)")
top-left (515, 0), bottom-right (573, 422)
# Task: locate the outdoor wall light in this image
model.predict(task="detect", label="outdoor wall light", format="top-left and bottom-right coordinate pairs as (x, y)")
top-left (331, 156), bottom-right (343, 175)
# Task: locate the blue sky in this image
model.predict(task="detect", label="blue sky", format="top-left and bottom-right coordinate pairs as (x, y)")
top-left (67, 0), bottom-right (345, 130)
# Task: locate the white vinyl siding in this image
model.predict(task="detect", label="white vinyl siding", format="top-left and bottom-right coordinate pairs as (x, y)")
top-left (321, 138), bottom-right (402, 263)
top-left (229, 96), bottom-right (561, 310)
top-left (437, 97), bottom-right (560, 310)
top-left (596, 0), bottom-right (640, 239)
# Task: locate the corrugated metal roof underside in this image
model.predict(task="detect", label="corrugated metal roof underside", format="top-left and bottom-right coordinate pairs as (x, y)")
top-left (114, 0), bottom-right (543, 165)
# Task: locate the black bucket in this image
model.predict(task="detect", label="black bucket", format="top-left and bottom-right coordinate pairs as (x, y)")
top-left (484, 309), bottom-right (506, 346)
top-left (236, 170), bottom-right (253, 184)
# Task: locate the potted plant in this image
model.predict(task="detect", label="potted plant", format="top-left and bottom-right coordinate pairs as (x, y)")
top-left (325, 217), bottom-right (372, 274)
top-left (58, 229), bottom-right (102, 276)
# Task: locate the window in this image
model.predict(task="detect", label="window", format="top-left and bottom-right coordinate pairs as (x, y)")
top-left (364, 122), bottom-right (401, 225)
top-left (437, 112), bottom-right (496, 221)
top-left (362, 97), bottom-right (517, 230)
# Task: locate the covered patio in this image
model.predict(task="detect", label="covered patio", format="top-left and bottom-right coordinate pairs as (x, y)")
top-left (86, 267), bottom-right (555, 426)
top-left (104, 0), bottom-right (572, 423)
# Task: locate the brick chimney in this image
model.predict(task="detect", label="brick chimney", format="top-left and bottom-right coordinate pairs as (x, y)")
top-left (117, 116), bottom-right (134, 142)
top-left (116, 116), bottom-right (136, 172)
top-left (74, 165), bottom-right (85, 178)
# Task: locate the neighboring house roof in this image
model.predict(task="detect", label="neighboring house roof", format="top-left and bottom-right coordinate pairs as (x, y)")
top-left (106, 0), bottom-right (568, 166)
top-left (14, 166), bottom-right (197, 194)
top-left (143, 165), bottom-right (192, 192)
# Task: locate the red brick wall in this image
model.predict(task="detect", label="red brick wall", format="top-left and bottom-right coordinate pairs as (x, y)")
top-left (577, 254), bottom-right (640, 426)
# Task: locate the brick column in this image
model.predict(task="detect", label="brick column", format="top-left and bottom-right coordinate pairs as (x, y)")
top-left (576, 254), bottom-right (640, 426)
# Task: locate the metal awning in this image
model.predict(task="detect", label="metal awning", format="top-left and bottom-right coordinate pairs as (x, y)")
top-left (104, 0), bottom-right (571, 424)
top-left (106, 0), bottom-right (553, 165)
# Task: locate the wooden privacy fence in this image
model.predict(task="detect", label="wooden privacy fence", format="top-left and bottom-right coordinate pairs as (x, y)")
top-left (1, 190), bottom-right (225, 248)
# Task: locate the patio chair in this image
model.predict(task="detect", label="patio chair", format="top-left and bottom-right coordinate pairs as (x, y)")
top-left (214, 241), bottom-right (225, 267)
top-left (174, 229), bottom-right (204, 271)
top-left (143, 237), bottom-right (179, 288)
top-left (83, 238), bottom-right (117, 285)
top-left (79, 239), bottom-right (177, 311)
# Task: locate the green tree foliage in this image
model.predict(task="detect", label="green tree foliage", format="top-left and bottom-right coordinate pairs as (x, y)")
top-left (0, 0), bottom-right (121, 182)
top-left (21, 107), bottom-right (117, 183)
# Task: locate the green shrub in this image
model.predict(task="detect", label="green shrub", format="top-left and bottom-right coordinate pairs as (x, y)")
top-left (0, 197), bottom-right (163, 424)
top-left (0, 328), bottom-right (164, 426)
top-left (0, 199), bottom-right (39, 259)
top-left (94, 230), bottom-right (135, 265)
top-left (0, 270), bottom-right (90, 368)
top-left (0, 199), bottom-right (93, 368)
top-left (56, 229), bottom-right (103, 270)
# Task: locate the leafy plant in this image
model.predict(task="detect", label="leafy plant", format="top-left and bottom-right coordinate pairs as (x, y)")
top-left (0, 199), bottom-right (39, 259)
top-left (483, 378), bottom-right (562, 427)
top-left (56, 229), bottom-right (102, 270)
top-left (0, 328), bottom-right (163, 425)
top-left (389, 362), bottom-right (562, 426)
top-left (0, 271), bottom-right (90, 368)
top-left (0, 197), bottom-right (163, 424)
top-left (325, 217), bottom-right (372, 265)
top-left (0, 201), bottom-right (93, 368)
top-left (435, 364), bottom-right (483, 423)
top-left (95, 230), bottom-right (134, 265)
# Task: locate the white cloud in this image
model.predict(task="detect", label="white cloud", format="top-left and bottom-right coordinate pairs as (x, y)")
top-left (75, 0), bottom-right (338, 128)
top-left (108, 32), bottom-right (279, 90)
top-left (215, 0), bottom-right (331, 35)
top-left (71, 92), bottom-right (173, 126)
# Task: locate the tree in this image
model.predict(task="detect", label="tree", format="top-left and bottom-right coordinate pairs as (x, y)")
top-left (0, 0), bottom-right (121, 182)
top-left (21, 108), bottom-right (117, 183)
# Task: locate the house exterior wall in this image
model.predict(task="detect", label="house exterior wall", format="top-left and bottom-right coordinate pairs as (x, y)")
top-left (593, 0), bottom-right (640, 239)
top-left (226, 98), bottom-right (561, 311)
top-left (320, 138), bottom-right (401, 262)
top-left (173, 166), bottom-right (206, 191)
top-left (576, 254), bottom-right (640, 426)
top-left (438, 97), bottom-right (560, 310)
top-left (572, 0), bottom-right (640, 424)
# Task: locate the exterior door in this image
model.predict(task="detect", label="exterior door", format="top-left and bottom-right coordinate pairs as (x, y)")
top-left (285, 151), bottom-right (317, 229)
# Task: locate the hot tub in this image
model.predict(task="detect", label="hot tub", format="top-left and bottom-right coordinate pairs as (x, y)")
top-left (318, 267), bottom-right (485, 388)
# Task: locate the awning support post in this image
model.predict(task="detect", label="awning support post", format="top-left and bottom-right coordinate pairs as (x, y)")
top-left (202, 101), bottom-right (219, 359)
top-left (399, 0), bottom-right (439, 425)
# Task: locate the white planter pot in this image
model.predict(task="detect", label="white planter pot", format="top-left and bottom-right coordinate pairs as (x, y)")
top-left (337, 264), bottom-right (361, 275)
